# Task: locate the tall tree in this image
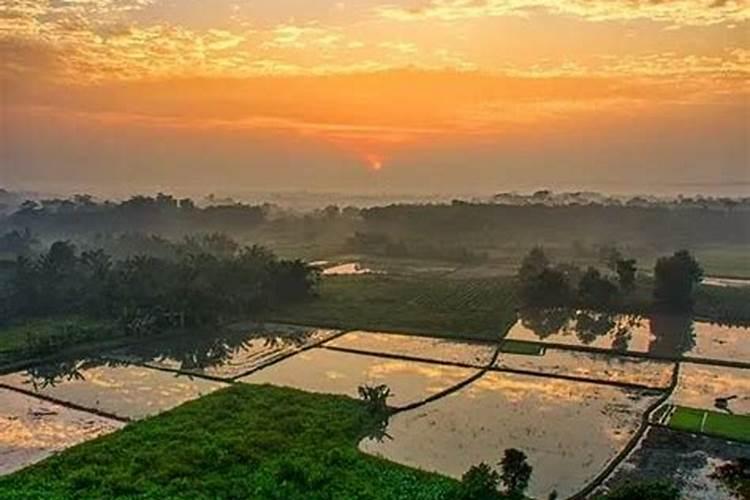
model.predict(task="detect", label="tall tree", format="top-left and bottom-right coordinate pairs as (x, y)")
top-left (654, 250), bottom-right (703, 311)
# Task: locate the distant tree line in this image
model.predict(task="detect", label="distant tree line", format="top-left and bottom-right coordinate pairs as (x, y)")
top-left (1, 235), bottom-right (318, 333)
top-left (517, 247), bottom-right (703, 313)
top-left (347, 231), bottom-right (488, 264)
top-left (361, 202), bottom-right (750, 249)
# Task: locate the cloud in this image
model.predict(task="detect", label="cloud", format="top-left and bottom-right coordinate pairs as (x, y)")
top-left (376, 0), bottom-right (749, 26)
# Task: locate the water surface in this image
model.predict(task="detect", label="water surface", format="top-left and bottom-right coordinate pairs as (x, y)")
top-left (0, 388), bottom-right (123, 476)
top-left (239, 348), bottom-right (478, 407)
top-left (0, 364), bottom-right (227, 420)
top-left (671, 363), bottom-right (750, 415)
top-left (496, 349), bottom-right (674, 388)
top-left (325, 330), bottom-right (495, 366)
top-left (361, 371), bottom-right (658, 499)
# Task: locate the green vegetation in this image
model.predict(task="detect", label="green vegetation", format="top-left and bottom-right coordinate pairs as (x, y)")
top-left (3, 237), bottom-right (317, 333)
top-left (0, 316), bottom-right (117, 364)
top-left (668, 406), bottom-right (750, 443)
top-left (269, 274), bottom-right (517, 340)
top-left (0, 384), bottom-right (456, 500)
top-left (499, 340), bottom-right (544, 356)
top-left (654, 251), bottom-right (703, 311)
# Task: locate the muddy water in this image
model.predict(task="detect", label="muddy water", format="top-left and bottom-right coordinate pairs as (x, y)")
top-left (602, 426), bottom-right (750, 500)
top-left (325, 330), bottom-right (495, 366)
top-left (688, 322), bottom-right (750, 364)
top-left (496, 349), bottom-right (674, 388)
top-left (239, 348), bottom-right (478, 407)
top-left (0, 388), bottom-right (123, 475)
top-left (113, 324), bottom-right (340, 379)
top-left (672, 363), bottom-right (750, 415)
top-left (0, 365), bottom-right (227, 420)
top-left (360, 371), bottom-right (658, 499)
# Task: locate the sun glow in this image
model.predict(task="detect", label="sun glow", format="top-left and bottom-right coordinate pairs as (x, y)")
top-left (365, 154), bottom-right (384, 171)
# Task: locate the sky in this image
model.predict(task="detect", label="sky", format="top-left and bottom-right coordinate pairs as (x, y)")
top-left (1, 0), bottom-right (748, 197)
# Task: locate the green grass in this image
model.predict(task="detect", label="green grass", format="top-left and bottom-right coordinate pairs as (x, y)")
top-left (668, 406), bottom-right (750, 443)
top-left (0, 384), bottom-right (456, 500)
top-left (0, 316), bottom-right (117, 362)
top-left (269, 274), bottom-right (518, 340)
top-left (499, 340), bottom-right (544, 356)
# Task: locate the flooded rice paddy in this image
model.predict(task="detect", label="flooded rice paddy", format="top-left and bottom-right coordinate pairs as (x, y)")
top-left (324, 330), bottom-right (495, 366)
top-left (361, 371), bottom-right (659, 499)
top-left (671, 363), bottom-right (750, 415)
top-left (495, 349), bottom-right (675, 388)
top-left (686, 322), bottom-right (750, 364)
top-left (0, 388), bottom-right (123, 475)
top-left (0, 364), bottom-right (227, 420)
top-left (321, 262), bottom-right (376, 275)
top-left (506, 312), bottom-right (654, 353)
top-left (603, 426), bottom-right (750, 500)
top-left (111, 324), bottom-right (340, 379)
top-left (239, 348), bottom-right (478, 408)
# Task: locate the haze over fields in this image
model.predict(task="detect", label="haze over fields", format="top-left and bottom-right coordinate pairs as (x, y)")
top-left (2, 0), bottom-right (748, 196)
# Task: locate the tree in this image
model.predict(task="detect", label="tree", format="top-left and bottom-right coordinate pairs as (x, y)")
top-left (520, 268), bottom-right (573, 308)
top-left (600, 481), bottom-right (679, 500)
top-left (358, 384), bottom-right (392, 415)
top-left (500, 448), bottom-right (532, 498)
top-left (615, 258), bottom-right (637, 293)
top-left (577, 267), bottom-right (619, 309)
top-left (654, 250), bottom-right (703, 311)
top-left (456, 463), bottom-right (502, 500)
top-left (518, 247), bottom-right (550, 283)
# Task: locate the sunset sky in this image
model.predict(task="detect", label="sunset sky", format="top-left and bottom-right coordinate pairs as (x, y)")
top-left (1, 0), bottom-right (748, 196)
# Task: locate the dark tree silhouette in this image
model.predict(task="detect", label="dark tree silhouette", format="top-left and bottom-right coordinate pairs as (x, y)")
top-left (500, 448), bottom-right (532, 498)
top-left (654, 250), bottom-right (703, 311)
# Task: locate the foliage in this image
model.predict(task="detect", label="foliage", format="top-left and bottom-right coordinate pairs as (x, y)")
top-left (358, 384), bottom-right (393, 415)
top-left (710, 458), bottom-right (749, 500)
top-left (455, 463), bottom-right (502, 500)
top-left (654, 250), bottom-right (703, 311)
top-left (577, 267), bottom-right (619, 309)
top-left (270, 274), bottom-right (518, 340)
top-left (615, 258), bottom-right (637, 293)
top-left (0, 384), bottom-right (456, 500)
top-left (499, 449), bottom-right (532, 498)
top-left (598, 481), bottom-right (680, 500)
top-left (4, 237), bottom-right (319, 330)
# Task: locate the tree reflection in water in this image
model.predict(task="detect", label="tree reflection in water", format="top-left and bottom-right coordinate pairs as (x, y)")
top-left (519, 308), bottom-right (694, 357)
top-left (13, 324), bottom-right (321, 388)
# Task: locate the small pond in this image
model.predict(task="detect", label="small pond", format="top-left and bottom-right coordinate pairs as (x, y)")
top-left (239, 348), bottom-right (478, 408)
top-left (0, 388), bottom-right (123, 476)
top-left (0, 364), bottom-right (227, 420)
top-left (324, 330), bottom-right (496, 366)
top-left (360, 371), bottom-right (658, 499)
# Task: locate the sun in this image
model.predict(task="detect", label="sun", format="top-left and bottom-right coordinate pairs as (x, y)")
top-left (365, 154), bottom-right (384, 171)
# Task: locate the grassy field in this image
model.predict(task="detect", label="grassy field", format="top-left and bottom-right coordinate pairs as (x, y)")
top-left (668, 406), bottom-right (750, 443)
top-left (269, 274), bottom-right (518, 340)
top-left (0, 316), bottom-right (118, 364)
top-left (0, 384), bottom-right (456, 500)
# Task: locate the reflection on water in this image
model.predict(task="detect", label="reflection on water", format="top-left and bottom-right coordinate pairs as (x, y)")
top-left (702, 276), bottom-right (750, 288)
top-left (688, 322), bottom-right (750, 364)
top-left (496, 349), bottom-right (674, 388)
top-left (0, 388), bottom-right (123, 476)
top-left (0, 364), bottom-right (227, 420)
top-left (509, 310), bottom-right (699, 357)
top-left (321, 263), bottom-right (376, 275)
top-left (325, 331), bottom-right (495, 366)
top-left (672, 363), bottom-right (750, 415)
top-left (112, 323), bottom-right (340, 378)
top-left (239, 348), bottom-right (478, 407)
top-left (360, 371), bottom-right (658, 499)
top-left (604, 426), bottom-right (750, 500)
